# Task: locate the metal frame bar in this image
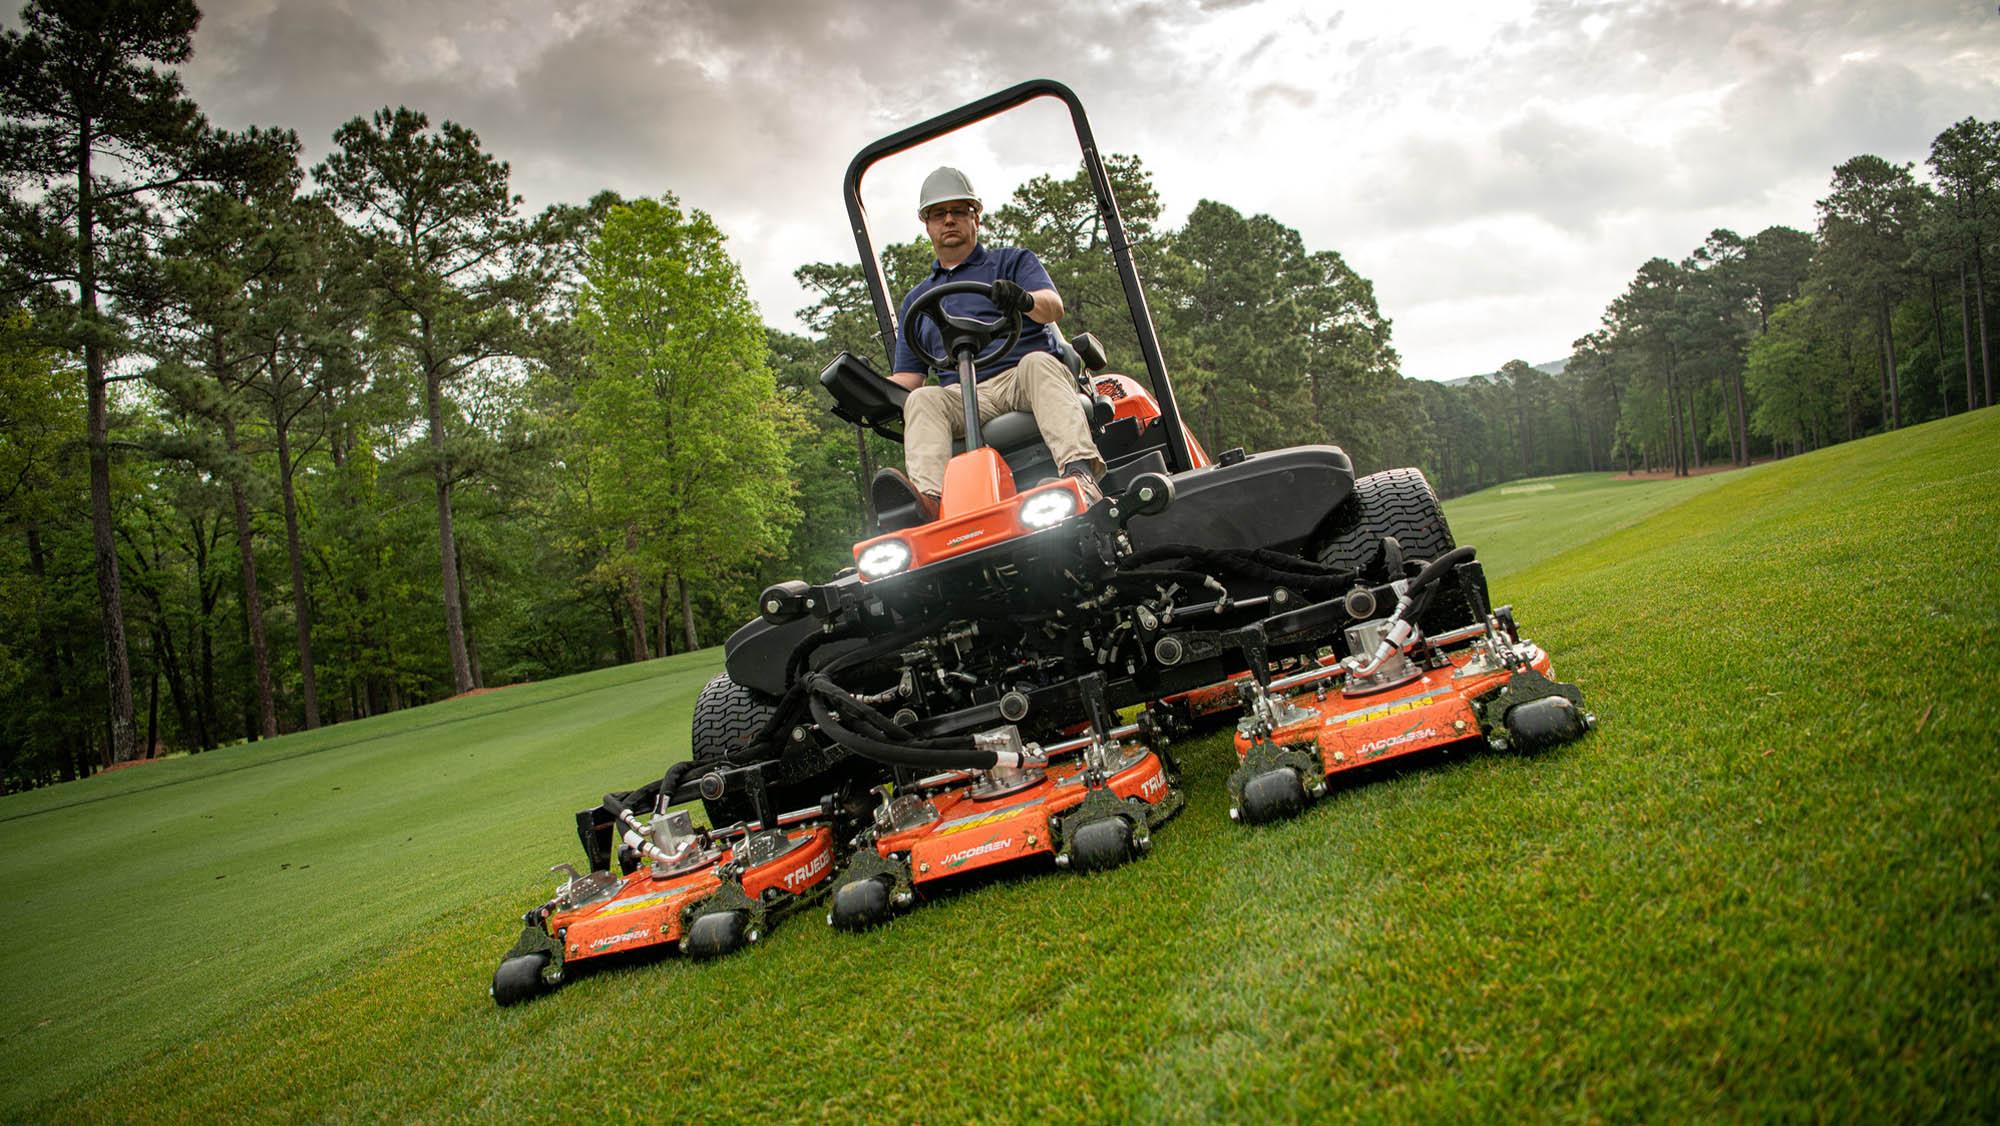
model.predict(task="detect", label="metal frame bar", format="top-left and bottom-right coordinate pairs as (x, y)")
top-left (840, 78), bottom-right (1194, 474)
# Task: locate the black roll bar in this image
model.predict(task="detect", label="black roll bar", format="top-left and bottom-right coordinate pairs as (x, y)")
top-left (840, 78), bottom-right (1195, 474)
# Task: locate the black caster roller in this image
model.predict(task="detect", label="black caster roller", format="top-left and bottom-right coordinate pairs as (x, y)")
top-left (829, 876), bottom-right (891, 931)
top-left (1068, 817), bottom-right (1134, 873)
top-left (685, 910), bottom-right (750, 959)
top-left (1504, 696), bottom-right (1588, 751)
top-left (491, 953), bottom-right (550, 1007)
top-left (1238, 767), bottom-right (1307, 825)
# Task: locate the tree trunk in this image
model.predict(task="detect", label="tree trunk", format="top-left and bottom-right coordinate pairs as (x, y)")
top-left (622, 526), bottom-right (650, 663)
top-left (656, 576), bottom-right (672, 658)
top-left (1663, 374), bottom-right (1683, 478)
top-left (1962, 262), bottom-right (1980, 411)
top-left (144, 638), bottom-right (160, 759)
top-left (221, 415), bottom-right (278, 738)
top-left (679, 576), bottom-right (699, 652)
top-left (273, 416), bottom-right (321, 728)
top-left (1974, 249), bottom-right (1994, 409)
top-left (1928, 274), bottom-right (1952, 416)
top-left (191, 525), bottom-right (223, 747)
top-left (425, 370), bottom-right (476, 695)
top-left (77, 119), bottom-right (138, 764)
top-left (1731, 367), bottom-right (1751, 466)
top-left (455, 548), bottom-right (483, 690)
top-left (25, 526), bottom-right (82, 774)
top-left (1684, 383), bottom-right (1701, 472)
top-left (1878, 297), bottom-right (1901, 430)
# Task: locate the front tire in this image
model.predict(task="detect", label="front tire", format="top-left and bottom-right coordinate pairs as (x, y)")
top-left (689, 672), bottom-right (781, 827)
top-left (1317, 468), bottom-right (1486, 635)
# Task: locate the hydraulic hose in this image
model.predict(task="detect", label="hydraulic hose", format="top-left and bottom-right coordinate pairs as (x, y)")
top-left (1124, 544), bottom-right (1359, 594)
top-left (809, 693), bottom-right (999, 770)
top-left (1407, 545), bottom-right (1476, 595)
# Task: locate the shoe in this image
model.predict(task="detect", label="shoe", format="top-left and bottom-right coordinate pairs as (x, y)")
top-left (1061, 462), bottom-right (1103, 506)
top-left (871, 468), bottom-right (941, 530)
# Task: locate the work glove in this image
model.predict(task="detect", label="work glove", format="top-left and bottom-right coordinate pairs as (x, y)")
top-left (990, 278), bottom-right (1036, 316)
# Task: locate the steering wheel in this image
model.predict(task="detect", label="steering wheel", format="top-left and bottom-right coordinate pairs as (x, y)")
top-left (900, 279), bottom-right (1026, 376)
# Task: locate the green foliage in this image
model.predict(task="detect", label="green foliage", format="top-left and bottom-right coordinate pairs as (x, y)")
top-left (3, 41), bottom-right (1993, 796)
top-left (5, 411), bottom-right (1996, 1117)
top-left (568, 196), bottom-right (799, 630)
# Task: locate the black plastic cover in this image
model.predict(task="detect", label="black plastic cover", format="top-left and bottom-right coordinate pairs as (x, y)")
top-left (1125, 445), bottom-right (1355, 557)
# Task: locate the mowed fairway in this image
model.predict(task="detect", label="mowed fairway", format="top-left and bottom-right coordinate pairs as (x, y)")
top-left (6, 411), bottom-right (1998, 1119)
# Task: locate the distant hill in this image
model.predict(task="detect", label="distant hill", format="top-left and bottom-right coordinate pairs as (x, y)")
top-left (1437, 358), bottom-right (1567, 387)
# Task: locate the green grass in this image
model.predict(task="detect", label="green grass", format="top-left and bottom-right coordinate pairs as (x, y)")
top-left (1444, 469), bottom-right (1739, 581)
top-left (7, 413), bottom-right (1999, 1119)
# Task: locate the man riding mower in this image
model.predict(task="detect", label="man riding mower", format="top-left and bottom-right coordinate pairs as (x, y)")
top-left (490, 79), bottom-right (1590, 1002)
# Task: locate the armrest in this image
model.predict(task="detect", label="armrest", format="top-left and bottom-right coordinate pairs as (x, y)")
top-left (818, 351), bottom-right (909, 441)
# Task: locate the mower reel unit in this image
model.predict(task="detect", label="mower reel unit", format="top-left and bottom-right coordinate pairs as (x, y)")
top-left (491, 785), bottom-right (838, 1007)
top-left (826, 675), bottom-right (1184, 931)
top-left (1225, 561), bottom-right (1594, 825)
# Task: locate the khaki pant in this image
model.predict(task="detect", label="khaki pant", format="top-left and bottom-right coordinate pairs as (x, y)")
top-left (903, 351), bottom-right (1104, 495)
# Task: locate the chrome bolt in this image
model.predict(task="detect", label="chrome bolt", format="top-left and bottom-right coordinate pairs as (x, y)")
top-left (1228, 807), bottom-right (1241, 821)
top-left (748, 929), bottom-right (761, 944)
top-left (919, 862), bottom-right (930, 874)
top-left (764, 599), bottom-right (780, 614)
top-left (1055, 853), bottom-right (1071, 868)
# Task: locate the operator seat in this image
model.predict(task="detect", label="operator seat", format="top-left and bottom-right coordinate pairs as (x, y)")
top-left (948, 326), bottom-right (1112, 478)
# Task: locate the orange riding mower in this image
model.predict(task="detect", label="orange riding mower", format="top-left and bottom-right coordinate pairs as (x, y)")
top-left (490, 79), bottom-right (1591, 1005)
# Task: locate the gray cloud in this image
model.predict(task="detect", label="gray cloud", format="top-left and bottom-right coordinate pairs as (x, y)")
top-left (165, 0), bottom-right (1999, 379)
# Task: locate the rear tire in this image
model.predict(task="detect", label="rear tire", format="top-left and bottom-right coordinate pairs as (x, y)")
top-left (1317, 468), bottom-right (1486, 635)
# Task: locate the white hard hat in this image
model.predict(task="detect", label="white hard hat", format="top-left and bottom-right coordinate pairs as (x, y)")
top-left (918, 166), bottom-right (982, 215)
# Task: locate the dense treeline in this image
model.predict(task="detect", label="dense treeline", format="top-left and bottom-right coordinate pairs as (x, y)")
top-left (1423, 127), bottom-right (1998, 495)
top-left (2, 2), bottom-right (1993, 788)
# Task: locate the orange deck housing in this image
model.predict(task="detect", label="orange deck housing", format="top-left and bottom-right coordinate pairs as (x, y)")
top-left (1235, 645), bottom-right (1557, 775)
top-left (874, 752), bottom-right (1171, 885)
top-left (550, 825), bottom-right (834, 963)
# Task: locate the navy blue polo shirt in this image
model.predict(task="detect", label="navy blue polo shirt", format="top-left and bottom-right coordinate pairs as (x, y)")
top-left (892, 244), bottom-right (1059, 385)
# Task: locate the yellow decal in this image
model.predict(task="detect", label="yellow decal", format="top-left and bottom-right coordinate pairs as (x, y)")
top-left (592, 885), bottom-right (697, 918)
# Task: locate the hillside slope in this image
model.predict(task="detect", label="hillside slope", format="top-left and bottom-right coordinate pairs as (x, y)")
top-left (7, 410), bottom-right (1997, 1119)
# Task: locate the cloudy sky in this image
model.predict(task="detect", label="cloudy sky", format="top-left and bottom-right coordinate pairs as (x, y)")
top-left (170, 0), bottom-right (1997, 380)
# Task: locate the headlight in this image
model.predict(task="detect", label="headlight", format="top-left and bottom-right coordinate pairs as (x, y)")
top-left (857, 539), bottom-right (912, 578)
top-left (1019, 489), bottom-right (1078, 528)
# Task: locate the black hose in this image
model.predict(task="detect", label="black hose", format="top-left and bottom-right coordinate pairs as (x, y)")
top-left (1123, 544), bottom-right (1357, 594)
top-left (1407, 545), bottom-right (1476, 595)
top-left (809, 693), bottom-right (999, 770)
top-left (804, 674), bottom-right (975, 752)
